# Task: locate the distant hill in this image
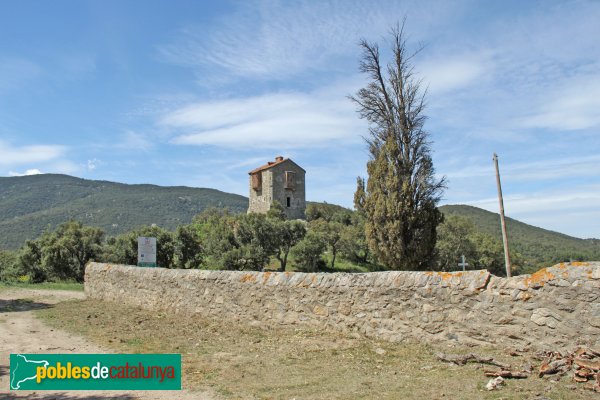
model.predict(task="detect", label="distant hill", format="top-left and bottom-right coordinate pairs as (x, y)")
top-left (0, 174), bottom-right (248, 250)
top-left (1, 175), bottom-right (598, 268)
top-left (440, 204), bottom-right (600, 268)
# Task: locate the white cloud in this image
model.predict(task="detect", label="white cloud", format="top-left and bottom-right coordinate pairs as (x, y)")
top-left (159, 1), bottom-right (389, 80)
top-left (8, 168), bottom-right (43, 177)
top-left (464, 185), bottom-right (600, 238)
top-left (115, 131), bottom-right (154, 151)
top-left (87, 158), bottom-right (99, 171)
top-left (157, 0), bottom-right (467, 82)
top-left (0, 141), bottom-right (67, 166)
top-left (419, 53), bottom-right (490, 95)
top-left (164, 88), bottom-right (364, 149)
top-left (518, 71), bottom-right (600, 131)
top-left (46, 160), bottom-right (79, 175)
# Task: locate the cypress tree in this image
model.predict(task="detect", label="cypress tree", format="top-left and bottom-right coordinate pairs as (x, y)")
top-left (350, 24), bottom-right (446, 270)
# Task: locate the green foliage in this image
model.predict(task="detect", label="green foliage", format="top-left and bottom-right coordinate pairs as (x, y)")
top-left (192, 208), bottom-right (237, 267)
top-left (18, 240), bottom-right (47, 283)
top-left (350, 27), bottom-right (445, 270)
top-left (174, 224), bottom-right (203, 269)
top-left (271, 220), bottom-right (307, 271)
top-left (305, 202), bottom-right (351, 222)
top-left (222, 245), bottom-right (269, 271)
top-left (353, 177), bottom-right (366, 213)
top-left (104, 225), bottom-right (176, 268)
top-left (468, 232), bottom-right (507, 276)
top-left (291, 232), bottom-right (327, 272)
top-left (16, 221), bottom-right (104, 283)
top-left (435, 216), bottom-right (477, 271)
top-left (0, 281), bottom-right (83, 291)
top-left (440, 205), bottom-right (600, 270)
top-left (338, 214), bottom-right (370, 264)
top-left (0, 174), bottom-right (248, 250)
top-left (434, 215), bottom-right (525, 276)
top-left (0, 250), bottom-right (20, 282)
top-left (45, 221), bottom-right (105, 281)
top-left (311, 219), bottom-right (343, 269)
top-left (266, 201), bottom-right (287, 221)
top-left (230, 213), bottom-right (277, 271)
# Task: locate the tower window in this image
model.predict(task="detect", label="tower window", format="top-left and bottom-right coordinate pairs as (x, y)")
top-left (285, 171), bottom-right (296, 189)
top-left (286, 197), bottom-right (291, 207)
top-left (251, 173), bottom-right (262, 191)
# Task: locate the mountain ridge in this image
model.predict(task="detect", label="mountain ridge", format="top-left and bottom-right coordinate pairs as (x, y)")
top-left (439, 204), bottom-right (600, 267)
top-left (1, 174), bottom-right (598, 268)
top-left (0, 174), bottom-right (248, 249)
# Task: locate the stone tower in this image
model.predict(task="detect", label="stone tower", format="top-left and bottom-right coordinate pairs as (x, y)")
top-left (248, 156), bottom-right (306, 220)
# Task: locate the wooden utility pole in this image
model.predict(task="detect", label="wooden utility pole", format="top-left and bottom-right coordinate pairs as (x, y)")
top-left (493, 153), bottom-right (512, 277)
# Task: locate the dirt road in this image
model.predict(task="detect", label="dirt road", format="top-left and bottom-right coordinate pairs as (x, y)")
top-left (0, 287), bottom-right (213, 400)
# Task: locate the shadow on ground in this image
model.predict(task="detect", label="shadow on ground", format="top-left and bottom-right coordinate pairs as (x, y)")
top-left (0, 395), bottom-right (137, 400)
top-left (0, 299), bottom-right (54, 313)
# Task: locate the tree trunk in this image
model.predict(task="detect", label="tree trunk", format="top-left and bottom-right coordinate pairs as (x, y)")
top-left (331, 247), bottom-right (337, 269)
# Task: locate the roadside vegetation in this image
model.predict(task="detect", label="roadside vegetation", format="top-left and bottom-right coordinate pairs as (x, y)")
top-left (0, 201), bottom-right (525, 285)
top-left (2, 199), bottom-right (594, 286)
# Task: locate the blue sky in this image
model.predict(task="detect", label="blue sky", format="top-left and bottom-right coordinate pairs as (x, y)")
top-left (1, 0), bottom-right (599, 238)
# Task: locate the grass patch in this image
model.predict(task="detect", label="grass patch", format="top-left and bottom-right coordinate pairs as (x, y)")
top-left (36, 299), bottom-right (590, 399)
top-left (0, 281), bottom-right (83, 292)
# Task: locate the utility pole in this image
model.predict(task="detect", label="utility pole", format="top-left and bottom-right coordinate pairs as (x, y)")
top-left (493, 153), bottom-right (512, 277)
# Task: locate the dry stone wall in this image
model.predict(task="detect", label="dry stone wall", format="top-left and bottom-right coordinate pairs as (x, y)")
top-left (85, 262), bottom-right (600, 350)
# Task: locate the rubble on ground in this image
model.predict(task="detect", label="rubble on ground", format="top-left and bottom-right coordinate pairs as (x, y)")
top-left (437, 346), bottom-right (600, 392)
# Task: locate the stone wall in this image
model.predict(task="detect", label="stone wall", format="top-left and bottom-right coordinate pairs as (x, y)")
top-left (85, 262), bottom-right (600, 350)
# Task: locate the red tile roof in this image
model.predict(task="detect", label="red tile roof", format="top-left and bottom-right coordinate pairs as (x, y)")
top-left (248, 158), bottom-right (288, 174)
top-left (248, 157), bottom-right (305, 174)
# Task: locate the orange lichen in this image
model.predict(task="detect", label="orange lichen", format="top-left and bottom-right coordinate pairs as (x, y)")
top-left (240, 274), bottom-right (257, 283)
top-left (523, 268), bottom-right (556, 288)
top-left (570, 261), bottom-right (590, 267)
top-left (262, 271), bottom-right (272, 283)
top-left (434, 271), bottom-right (464, 281)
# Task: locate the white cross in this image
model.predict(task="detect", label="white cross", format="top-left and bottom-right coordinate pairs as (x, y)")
top-left (458, 255), bottom-right (469, 271)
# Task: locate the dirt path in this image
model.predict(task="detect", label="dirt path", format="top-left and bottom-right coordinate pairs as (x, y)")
top-left (0, 287), bottom-right (213, 400)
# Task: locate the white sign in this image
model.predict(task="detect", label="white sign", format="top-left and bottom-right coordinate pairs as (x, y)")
top-left (137, 237), bottom-right (157, 267)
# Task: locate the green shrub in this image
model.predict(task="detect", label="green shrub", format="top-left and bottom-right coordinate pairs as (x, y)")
top-left (292, 232), bottom-right (326, 272)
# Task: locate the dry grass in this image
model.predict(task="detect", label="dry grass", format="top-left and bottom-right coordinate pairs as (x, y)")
top-left (37, 299), bottom-right (591, 399)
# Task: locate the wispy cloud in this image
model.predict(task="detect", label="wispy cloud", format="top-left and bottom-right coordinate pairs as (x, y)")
top-left (159, 1), bottom-right (390, 80)
top-left (115, 131), bottom-right (154, 151)
top-left (163, 87), bottom-right (364, 149)
top-left (0, 141), bottom-right (66, 166)
top-left (419, 52), bottom-right (492, 95)
top-left (87, 158), bottom-right (100, 171)
top-left (157, 0), bottom-right (468, 83)
top-left (445, 154), bottom-right (600, 182)
top-left (0, 58), bottom-right (43, 95)
top-left (462, 184), bottom-right (600, 239)
top-left (518, 70), bottom-right (600, 131)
